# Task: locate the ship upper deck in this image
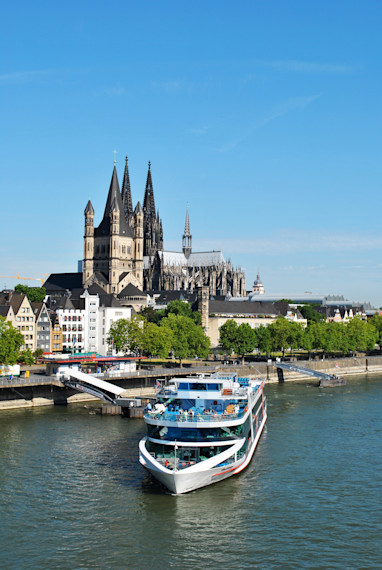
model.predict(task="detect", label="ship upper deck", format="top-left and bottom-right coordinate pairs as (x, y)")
top-left (145, 376), bottom-right (264, 426)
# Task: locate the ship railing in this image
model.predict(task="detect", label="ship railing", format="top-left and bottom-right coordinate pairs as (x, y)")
top-left (145, 409), bottom-right (247, 422)
top-left (153, 451), bottom-right (243, 472)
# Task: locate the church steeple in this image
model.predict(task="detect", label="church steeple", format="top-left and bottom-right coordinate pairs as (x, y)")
top-left (182, 205), bottom-right (192, 258)
top-left (143, 161), bottom-right (161, 257)
top-left (143, 161), bottom-right (156, 217)
top-left (95, 165), bottom-right (132, 238)
top-left (121, 156), bottom-right (133, 218)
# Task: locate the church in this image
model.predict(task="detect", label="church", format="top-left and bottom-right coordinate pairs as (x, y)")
top-left (46, 156), bottom-right (245, 299)
top-left (82, 157), bottom-right (245, 297)
top-left (144, 206), bottom-right (246, 296)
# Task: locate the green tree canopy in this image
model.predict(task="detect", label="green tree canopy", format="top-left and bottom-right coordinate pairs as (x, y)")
top-left (345, 317), bottom-right (377, 353)
top-left (369, 314), bottom-right (382, 347)
top-left (125, 315), bottom-right (145, 354)
top-left (268, 317), bottom-right (292, 356)
top-left (299, 304), bottom-right (325, 324)
top-left (106, 319), bottom-right (131, 353)
top-left (0, 317), bottom-right (24, 365)
top-left (255, 325), bottom-right (272, 355)
top-left (161, 313), bottom-right (210, 364)
top-left (14, 284), bottom-right (46, 303)
top-left (17, 348), bottom-right (36, 365)
top-left (219, 320), bottom-right (238, 355)
top-left (141, 322), bottom-right (173, 358)
top-left (139, 306), bottom-right (160, 324)
top-left (219, 320), bottom-right (257, 363)
top-left (163, 300), bottom-right (202, 325)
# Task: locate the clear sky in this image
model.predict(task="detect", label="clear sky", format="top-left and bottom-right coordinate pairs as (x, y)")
top-left (1, 1), bottom-right (381, 306)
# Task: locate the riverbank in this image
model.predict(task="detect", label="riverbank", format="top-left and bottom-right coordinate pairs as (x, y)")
top-left (0, 355), bottom-right (381, 410)
top-left (261, 354), bottom-right (382, 383)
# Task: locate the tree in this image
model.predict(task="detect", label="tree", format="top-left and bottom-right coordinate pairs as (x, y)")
top-left (268, 317), bottom-right (291, 356)
top-left (107, 316), bottom-right (146, 354)
top-left (300, 304), bottom-right (325, 324)
top-left (219, 320), bottom-right (256, 363)
top-left (186, 322), bottom-right (210, 359)
top-left (235, 324), bottom-right (257, 364)
top-left (141, 322), bottom-right (173, 358)
top-left (161, 313), bottom-right (210, 365)
top-left (255, 325), bottom-right (272, 356)
top-left (139, 306), bottom-right (161, 324)
top-left (370, 314), bottom-right (382, 347)
top-left (164, 300), bottom-right (201, 325)
top-left (34, 348), bottom-right (44, 359)
top-left (287, 322), bottom-right (304, 352)
top-left (0, 317), bottom-right (24, 365)
top-left (322, 322), bottom-right (345, 356)
top-left (302, 325), bottom-right (315, 358)
top-left (310, 322), bottom-right (327, 353)
top-left (17, 348), bottom-right (36, 365)
top-left (125, 315), bottom-right (145, 354)
top-left (107, 319), bottom-right (130, 353)
top-left (14, 284), bottom-right (46, 303)
top-left (345, 317), bottom-right (377, 353)
top-left (219, 320), bottom-right (239, 355)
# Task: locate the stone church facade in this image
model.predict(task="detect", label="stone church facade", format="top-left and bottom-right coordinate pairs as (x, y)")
top-left (82, 157), bottom-right (245, 297)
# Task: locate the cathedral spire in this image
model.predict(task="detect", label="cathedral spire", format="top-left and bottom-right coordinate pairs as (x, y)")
top-left (182, 205), bottom-right (192, 259)
top-left (184, 204), bottom-right (191, 235)
top-left (95, 165), bottom-right (132, 237)
top-left (121, 156), bottom-right (133, 218)
top-left (143, 161), bottom-right (156, 217)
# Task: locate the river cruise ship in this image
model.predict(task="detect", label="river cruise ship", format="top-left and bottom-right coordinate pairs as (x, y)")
top-left (139, 372), bottom-right (267, 494)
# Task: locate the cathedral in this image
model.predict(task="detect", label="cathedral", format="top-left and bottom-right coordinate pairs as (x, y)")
top-left (82, 158), bottom-right (245, 297)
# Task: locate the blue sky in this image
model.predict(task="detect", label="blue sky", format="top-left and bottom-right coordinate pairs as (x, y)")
top-left (1, 1), bottom-right (381, 306)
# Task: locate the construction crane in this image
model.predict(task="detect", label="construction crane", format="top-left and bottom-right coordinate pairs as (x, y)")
top-left (0, 273), bottom-right (49, 286)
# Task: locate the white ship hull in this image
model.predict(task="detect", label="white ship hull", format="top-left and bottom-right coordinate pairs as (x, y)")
top-left (140, 411), bottom-right (267, 494)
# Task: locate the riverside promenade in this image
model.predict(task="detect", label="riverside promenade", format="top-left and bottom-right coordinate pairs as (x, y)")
top-left (1, 356), bottom-right (382, 410)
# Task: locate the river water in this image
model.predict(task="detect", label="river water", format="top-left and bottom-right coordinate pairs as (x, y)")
top-left (0, 374), bottom-right (381, 569)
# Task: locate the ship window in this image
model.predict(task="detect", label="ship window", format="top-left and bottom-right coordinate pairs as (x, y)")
top-left (207, 383), bottom-right (219, 391)
top-left (178, 383), bottom-right (189, 390)
top-left (190, 383), bottom-right (207, 391)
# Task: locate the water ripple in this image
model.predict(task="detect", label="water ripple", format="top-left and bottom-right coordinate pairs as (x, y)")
top-left (0, 376), bottom-right (381, 568)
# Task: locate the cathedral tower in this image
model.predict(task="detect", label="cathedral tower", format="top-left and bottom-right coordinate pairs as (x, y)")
top-left (83, 164), bottom-right (143, 293)
top-left (83, 200), bottom-right (94, 284)
top-left (134, 201), bottom-right (144, 282)
top-left (143, 161), bottom-right (163, 257)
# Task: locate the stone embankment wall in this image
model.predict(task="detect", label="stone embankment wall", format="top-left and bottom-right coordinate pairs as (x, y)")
top-left (0, 356), bottom-right (381, 410)
top-left (230, 355), bottom-right (382, 383)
